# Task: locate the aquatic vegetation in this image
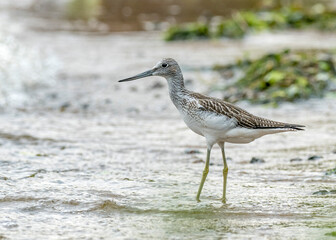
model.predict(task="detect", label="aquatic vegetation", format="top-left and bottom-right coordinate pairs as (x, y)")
top-left (325, 231), bottom-right (336, 237)
top-left (325, 167), bottom-right (336, 175)
top-left (164, 4), bottom-right (336, 41)
top-left (212, 49), bottom-right (336, 105)
top-left (313, 190), bottom-right (336, 195)
top-left (66, 0), bottom-right (102, 20)
top-left (164, 23), bottom-right (210, 41)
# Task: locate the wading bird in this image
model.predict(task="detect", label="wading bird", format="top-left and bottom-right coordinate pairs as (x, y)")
top-left (118, 58), bottom-right (304, 203)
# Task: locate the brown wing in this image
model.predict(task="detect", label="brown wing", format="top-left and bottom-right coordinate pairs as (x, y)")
top-left (191, 93), bottom-right (304, 130)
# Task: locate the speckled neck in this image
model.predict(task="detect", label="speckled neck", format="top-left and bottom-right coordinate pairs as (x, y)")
top-left (166, 74), bottom-right (188, 110)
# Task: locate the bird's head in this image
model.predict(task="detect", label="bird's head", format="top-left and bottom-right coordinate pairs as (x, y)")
top-left (118, 58), bottom-right (182, 83)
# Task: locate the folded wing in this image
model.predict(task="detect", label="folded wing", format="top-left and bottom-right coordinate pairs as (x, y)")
top-left (192, 93), bottom-right (305, 131)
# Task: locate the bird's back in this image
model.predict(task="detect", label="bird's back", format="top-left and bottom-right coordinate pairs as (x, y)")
top-left (188, 92), bottom-right (304, 131)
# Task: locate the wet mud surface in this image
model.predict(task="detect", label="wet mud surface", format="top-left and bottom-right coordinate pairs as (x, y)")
top-left (0, 108), bottom-right (335, 239)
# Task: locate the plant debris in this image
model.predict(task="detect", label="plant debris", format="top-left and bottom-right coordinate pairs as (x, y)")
top-left (313, 189), bottom-right (336, 195)
top-left (325, 231), bottom-right (336, 237)
top-left (164, 23), bottom-right (210, 41)
top-left (290, 158), bottom-right (302, 162)
top-left (325, 167), bottom-right (336, 175)
top-left (185, 149), bottom-right (201, 154)
top-left (164, 4), bottom-right (336, 41)
top-left (308, 155), bottom-right (323, 161)
top-left (213, 49), bottom-right (336, 105)
top-left (250, 157), bottom-right (265, 164)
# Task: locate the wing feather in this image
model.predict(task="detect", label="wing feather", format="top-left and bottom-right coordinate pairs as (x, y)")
top-left (191, 92), bottom-right (305, 130)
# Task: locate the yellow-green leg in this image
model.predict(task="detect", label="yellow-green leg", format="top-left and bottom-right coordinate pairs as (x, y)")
top-left (196, 148), bottom-right (211, 202)
top-left (219, 143), bottom-right (228, 203)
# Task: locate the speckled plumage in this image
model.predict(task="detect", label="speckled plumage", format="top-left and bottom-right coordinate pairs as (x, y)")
top-left (119, 57), bottom-right (305, 203)
top-left (190, 92), bottom-right (304, 130)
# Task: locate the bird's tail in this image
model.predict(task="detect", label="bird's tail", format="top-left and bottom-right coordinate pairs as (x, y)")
top-left (282, 124), bottom-right (305, 131)
top-left (256, 123), bottom-right (305, 131)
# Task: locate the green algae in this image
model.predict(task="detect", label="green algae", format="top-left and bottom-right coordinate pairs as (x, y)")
top-left (325, 231), bottom-right (336, 237)
top-left (66, 0), bottom-right (102, 20)
top-left (164, 4), bottom-right (336, 41)
top-left (164, 23), bottom-right (210, 41)
top-left (326, 167), bottom-right (336, 176)
top-left (212, 49), bottom-right (336, 105)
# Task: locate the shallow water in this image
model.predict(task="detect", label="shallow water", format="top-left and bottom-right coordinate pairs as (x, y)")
top-left (0, 109), bottom-right (335, 239)
top-left (0, 4), bottom-right (336, 240)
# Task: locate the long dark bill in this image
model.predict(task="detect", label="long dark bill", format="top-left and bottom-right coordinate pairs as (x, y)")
top-left (118, 69), bottom-right (154, 82)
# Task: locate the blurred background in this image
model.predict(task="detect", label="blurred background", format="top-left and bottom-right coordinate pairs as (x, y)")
top-left (1, 0), bottom-right (336, 109)
top-left (8, 0), bottom-right (336, 31)
top-left (0, 0), bottom-right (336, 239)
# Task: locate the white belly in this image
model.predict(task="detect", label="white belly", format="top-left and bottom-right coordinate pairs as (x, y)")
top-left (225, 127), bottom-right (291, 143)
top-left (179, 110), bottom-right (290, 144)
top-left (180, 110), bottom-right (237, 140)
top-left (181, 113), bottom-right (204, 136)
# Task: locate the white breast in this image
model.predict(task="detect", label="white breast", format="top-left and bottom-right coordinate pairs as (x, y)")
top-left (180, 111), bottom-right (204, 136)
top-left (179, 107), bottom-right (237, 140)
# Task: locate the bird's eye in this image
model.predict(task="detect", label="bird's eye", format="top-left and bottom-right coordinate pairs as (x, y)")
top-left (161, 63), bottom-right (168, 68)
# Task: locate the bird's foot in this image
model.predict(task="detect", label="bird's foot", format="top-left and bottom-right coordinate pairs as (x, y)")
top-left (221, 197), bottom-right (227, 204)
